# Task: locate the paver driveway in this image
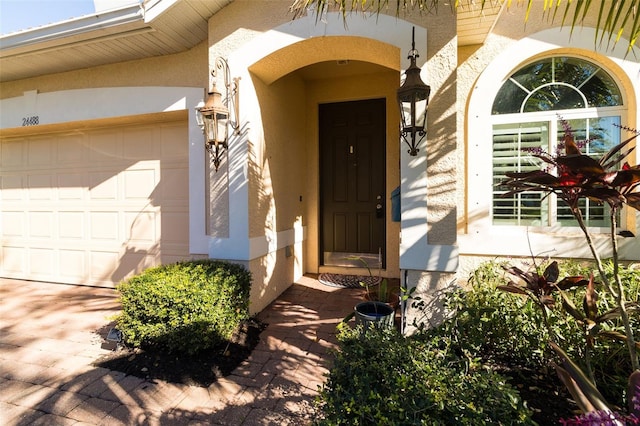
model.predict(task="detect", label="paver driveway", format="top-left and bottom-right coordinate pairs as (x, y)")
top-left (0, 276), bottom-right (362, 425)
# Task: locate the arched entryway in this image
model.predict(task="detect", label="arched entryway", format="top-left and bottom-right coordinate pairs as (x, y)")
top-left (247, 35), bottom-right (402, 277)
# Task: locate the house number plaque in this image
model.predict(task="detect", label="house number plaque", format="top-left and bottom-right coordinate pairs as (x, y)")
top-left (22, 116), bottom-right (40, 126)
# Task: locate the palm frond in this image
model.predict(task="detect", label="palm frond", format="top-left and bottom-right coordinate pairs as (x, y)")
top-left (289, 0), bottom-right (639, 53)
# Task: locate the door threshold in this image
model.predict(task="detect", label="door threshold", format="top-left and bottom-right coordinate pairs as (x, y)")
top-left (323, 252), bottom-right (382, 269)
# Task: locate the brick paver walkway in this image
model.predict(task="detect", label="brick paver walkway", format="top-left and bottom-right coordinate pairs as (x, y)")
top-left (0, 275), bottom-right (362, 425)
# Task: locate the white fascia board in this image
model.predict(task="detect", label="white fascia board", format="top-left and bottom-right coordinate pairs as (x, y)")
top-left (144, 0), bottom-right (180, 23)
top-left (0, 3), bottom-right (144, 53)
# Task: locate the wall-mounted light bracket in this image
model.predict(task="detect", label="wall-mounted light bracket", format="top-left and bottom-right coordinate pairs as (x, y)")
top-left (195, 57), bottom-right (240, 171)
top-left (397, 27), bottom-right (431, 156)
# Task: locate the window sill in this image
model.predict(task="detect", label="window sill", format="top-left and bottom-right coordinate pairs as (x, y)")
top-left (458, 227), bottom-right (639, 261)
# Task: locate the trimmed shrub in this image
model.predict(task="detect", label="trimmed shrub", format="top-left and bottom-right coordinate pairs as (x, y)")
top-left (316, 325), bottom-right (535, 425)
top-left (114, 260), bottom-right (251, 355)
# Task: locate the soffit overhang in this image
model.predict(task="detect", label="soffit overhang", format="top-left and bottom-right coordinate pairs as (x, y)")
top-left (0, 0), bottom-right (502, 83)
top-left (0, 0), bottom-right (232, 83)
top-left (456, 2), bottom-right (504, 47)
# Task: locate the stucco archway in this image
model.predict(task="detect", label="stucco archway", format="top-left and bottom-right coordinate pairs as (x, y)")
top-left (209, 13), bottom-right (424, 273)
top-left (246, 34), bottom-right (402, 276)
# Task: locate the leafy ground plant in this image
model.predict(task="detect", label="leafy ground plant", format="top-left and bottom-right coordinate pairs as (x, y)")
top-left (316, 324), bottom-right (535, 425)
top-left (500, 118), bottom-right (640, 421)
top-left (458, 259), bottom-right (638, 422)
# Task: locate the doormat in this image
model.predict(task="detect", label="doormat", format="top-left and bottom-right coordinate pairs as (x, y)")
top-left (318, 273), bottom-right (381, 289)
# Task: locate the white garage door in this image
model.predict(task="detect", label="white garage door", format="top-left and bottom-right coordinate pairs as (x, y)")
top-left (0, 117), bottom-right (190, 287)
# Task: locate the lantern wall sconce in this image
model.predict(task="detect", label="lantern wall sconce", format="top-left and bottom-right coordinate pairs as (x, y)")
top-left (397, 27), bottom-right (431, 156)
top-left (196, 57), bottom-right (240, 171)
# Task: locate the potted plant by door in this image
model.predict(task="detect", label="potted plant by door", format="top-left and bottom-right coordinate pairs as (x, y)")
top-left (354, 278), bottom-right (396, 329)
top-left (344, 257), bottom-right (399, 330)
top-left (343, 256), bottom-right (400, 329)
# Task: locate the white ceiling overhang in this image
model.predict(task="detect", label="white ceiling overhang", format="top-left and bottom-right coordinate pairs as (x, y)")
top-left (456, 1), bottom-right (504, 47)
top-left (0, 0), bottom-right (502, 83)
top-left (0, 0), bottom-right (232, 82)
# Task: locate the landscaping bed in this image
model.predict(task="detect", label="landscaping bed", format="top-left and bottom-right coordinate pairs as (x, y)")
top-left (95, 318), bottom-right (265, 387)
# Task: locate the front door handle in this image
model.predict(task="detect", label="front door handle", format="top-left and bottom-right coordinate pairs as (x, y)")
top-left (376, 195), bottom-right (383, 218)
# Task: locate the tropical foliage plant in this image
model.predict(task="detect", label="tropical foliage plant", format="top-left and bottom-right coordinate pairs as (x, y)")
top-left (499, 119), bottom-right (640, 421)
top-left (318, 259), bottom-right (637, 423)
top-left (316, 324), bottom-right (536, 425)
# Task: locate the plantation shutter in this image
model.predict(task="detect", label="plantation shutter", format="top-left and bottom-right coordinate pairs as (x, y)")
top-left (492, 123), bottom-right (548, 226)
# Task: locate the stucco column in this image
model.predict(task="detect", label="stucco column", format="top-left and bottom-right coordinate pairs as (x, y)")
top-left (398, 28), bottom-right (458, 273)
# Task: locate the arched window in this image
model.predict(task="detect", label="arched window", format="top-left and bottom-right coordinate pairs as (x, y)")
top-left (491, 56), bottom-right (624, 228)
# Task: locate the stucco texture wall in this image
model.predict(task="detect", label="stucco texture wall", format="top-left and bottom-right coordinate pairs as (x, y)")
top-left (249, 72), bottom-right (307, 240)
top-left (456, 3), bottom-right (639, 277)
top-left (205, 2), bottom-right (458, 278)
top-left (0, 41), bottom-right (208, 100)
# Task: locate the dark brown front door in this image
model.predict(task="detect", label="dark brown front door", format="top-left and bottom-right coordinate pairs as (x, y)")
top-left (320, 99), bottom-right (386, 268)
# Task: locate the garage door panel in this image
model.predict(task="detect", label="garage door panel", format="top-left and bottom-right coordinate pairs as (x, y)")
top-left (160, 124), bottom-right (189, 159)
top-left (162, 211), bottom-right (189, 243)
top-left (28, 175), bottom-right (53, 199)
top-left (28, 139), bottom-right (52, 166)
top-left (90, 251), bottom-right (120, 284)
top-left (123, 128), bottom-right (154, 159)
top-left (90, 172), bottom-right (118, 199)
top-left (29, 212), bottom-right (53, 238)
top-left (59, 250), bottom-right (86, 281)
top-left (125, 211), bottom-right (157, 243)
top-left (1, 140), bottom-right (24, 167)
top-left (2, 246), bottom-right (26, 274)
top-left (29, 248), bottom-right (55, 276)
top-left (2, 211), bottom-right (25, 237)
top-left (1, 119), bottom-right (190, 287)
top-left (161, 167), bottom-right (189, 201)
top-left (59, 211), bottom-right (84, 239)
top-left (1, 175), bottom-right (25, 200)
top-left (57, 135), bottom-right (85, 163)
top-left (58, 174), bottom-right (85, 199)
top-left (124, 169), bottom-right (156, 199)
top-left (90, 212), bottom-right (120, 240)
top-left (89, 131), bottom-right (122, 162)
top-left (91, 250), bottom-right (155, 285)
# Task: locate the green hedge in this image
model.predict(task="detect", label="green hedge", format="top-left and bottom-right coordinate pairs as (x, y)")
top-left (317, 325), bottom-right (534, 425)
top-left (115, 260), bottom-right (251, 355)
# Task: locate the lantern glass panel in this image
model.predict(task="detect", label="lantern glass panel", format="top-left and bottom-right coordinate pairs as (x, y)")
top-left (414, 97), bottom-right (428, 130)
top-left (215, 112), bottom-right (229, 144)
top-left (203, 114), bottom-right (216, 143)
top-left (399, 100), bottom-right (411, 132)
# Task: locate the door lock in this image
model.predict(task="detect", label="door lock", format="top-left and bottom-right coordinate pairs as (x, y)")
top-left (376, 203), bottom-right (384, 219)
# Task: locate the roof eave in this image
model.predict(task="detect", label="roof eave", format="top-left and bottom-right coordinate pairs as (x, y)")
top-left (0, 3), bottom-right (145, 56)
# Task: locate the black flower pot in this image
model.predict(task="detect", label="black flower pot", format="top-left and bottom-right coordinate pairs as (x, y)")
top-left (354, 301), bottom-right (394, 329)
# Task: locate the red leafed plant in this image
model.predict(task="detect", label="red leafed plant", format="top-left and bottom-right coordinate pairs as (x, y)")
top-left (500, 118), bottom-right (640, 422)
top-left (500, 260), bottom-right (588, 327)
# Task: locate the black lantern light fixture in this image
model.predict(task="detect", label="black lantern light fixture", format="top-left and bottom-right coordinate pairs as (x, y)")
top-left (196, 57), bottom-right (239, 171)
top-left (397, 27), bottom-right (431, 156)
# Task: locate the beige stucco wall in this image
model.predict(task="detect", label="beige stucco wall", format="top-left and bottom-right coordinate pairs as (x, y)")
top-left (456, 3), bottom-right (639, 283)
top-left (0, 41), bottom-right (208, 99)
top-left (249, 72), bottom-right (307, 239)
top-left (201, 3), bottom-right (459, 319)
